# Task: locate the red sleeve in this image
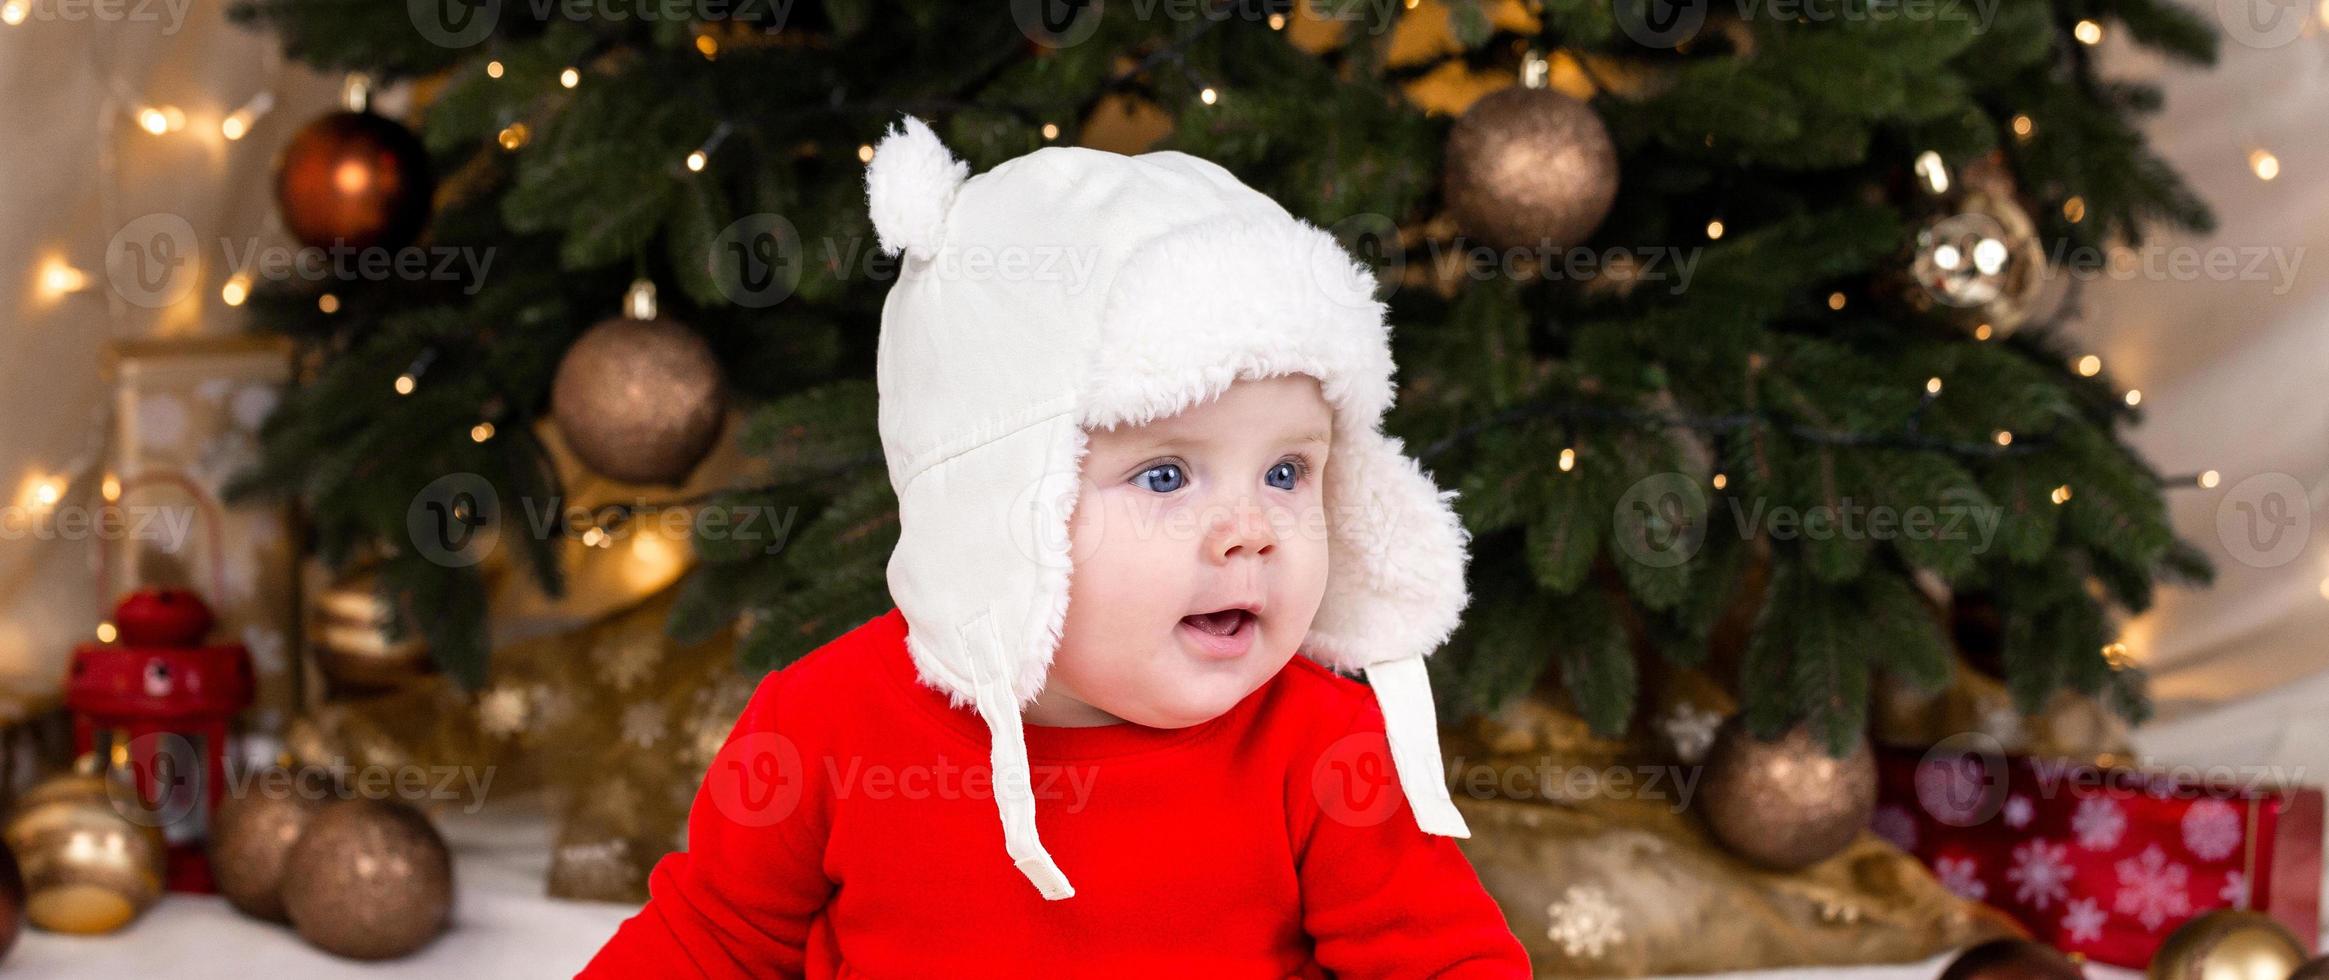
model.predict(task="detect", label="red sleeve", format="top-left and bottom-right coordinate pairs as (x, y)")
top-left (580, 669), bottom-right (835, 978)
top-left (1295, 695), bottom-right (1531, 979)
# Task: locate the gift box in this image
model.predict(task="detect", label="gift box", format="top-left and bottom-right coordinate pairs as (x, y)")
top-left (1872, 746), bottom-right (2323, 968)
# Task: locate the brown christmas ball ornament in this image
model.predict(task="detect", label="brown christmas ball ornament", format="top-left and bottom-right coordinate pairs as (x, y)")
top-left (274, 108), bottom-right (434, 252)
top-left (1442, 83), bottom-right (1618, 253)
top-left (281, 798), bottom-right (454, 960)
top-left (1938, 939), bottom-right (2085, 980)
top-left (2, 770), bottom-right (168, 935)
top-left (550, 280), bottom-right (727, 487)
top-left (1695, 718), bottom-right (1878, 871)
top-left (209, 775), bottom-right (332, 922)
top-left (2147, 910), bottom-right (2307, 980)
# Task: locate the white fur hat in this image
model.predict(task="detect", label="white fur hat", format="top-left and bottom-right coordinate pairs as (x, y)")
top-left (864, 115), bottom-right (1472, 901)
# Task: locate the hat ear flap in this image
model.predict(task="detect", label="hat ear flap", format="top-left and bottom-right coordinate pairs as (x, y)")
top-left (864, 114), bottom-right (968, 260)
top-left (1304, 424), bottom-right (1472, 674)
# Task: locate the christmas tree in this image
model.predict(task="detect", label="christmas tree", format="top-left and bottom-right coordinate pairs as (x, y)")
top-left (223, 0), bottom-right (2218, 752)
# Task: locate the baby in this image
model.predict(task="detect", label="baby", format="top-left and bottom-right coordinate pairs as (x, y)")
top-left (584, 116), bottom-right (1527, 977)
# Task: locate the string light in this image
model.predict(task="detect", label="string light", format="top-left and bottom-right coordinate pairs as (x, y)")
top-left (30, 478), bottom-right (62, 508)
top-left (2249, 148), bottom-right (2280, 181)
top-left (858, 143), bottom-right (875, 164)
top-left (2198, 470), bottom-right (2221, 489)
top-left (318, 293), bottom-right (340, 313)
top-left (1198, 87), bottom-right (1219, 106)
top-left (1711, 472), bottom-right (1728, 490)
top-left (220, 92), bottom-right (274, 141)
top-left (470, 422), bottom-right (496, 443)
top-left (2075, 354), bottom-right (2101, 376)
top-left (498, 122), bottom-right (530, 151)
top-left (1826, 291), bottom-right (1846, 310)
top-left (1914, 150), bottom-right (1949, 194)
top-left (2073, 19), bottom-right (2103, 44)
top-left (1973, 323), bottom-right (1994, 341)
top-left (486, 60), bottom-right (505, 79)
top-left (1041, 122), bottom-right (1060, 141)
top-left (221, 273), bottom-right (252, 307)
top-left (559, 67), bottom-right (580, 89)
top-left (100, 474), bottom-right (121, 502)
top-left (2062, 196), bottom-right (2085, 223)
top-left (95, 622), bottom-right (118, 644)
top-left (2124, 389), bottom-right (2141, 406)
top-left (685, 149), bottom-right (707, 172)
top-left (1558, 447), bottom-right (1576, 472)
top-left (0, 1), bottom-right (26, 26)
top-left (1705, 218), bottom-right (1725, 240)
top-left (1925, 377), bottom-right (1943, 395)
top-left (1268, 11), bottom-right (1286, 29)
top-left (2100, 641), bottom-right (2132, 668)
top-left (684, 123), bottom-right (730, 173)
top-left (137, 105), bottom-right (187, 135)
top-left (695, 34), bottom-right (718, 59)
top-left (582, 527), bottom-right (607, 548)
top-left (38, 258), bottom-right (90, 299)
top-left (2050, 484), bottom-right (2073, 505)
top-left (2011, 114), bottom-right (2034, 139)
top-left (394, 374), bottom-right (417, 395)
top-left (1993, 430), bottom-right (2014, 447)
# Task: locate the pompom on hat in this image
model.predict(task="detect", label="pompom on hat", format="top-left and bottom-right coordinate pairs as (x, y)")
top-left (865, 115), bottom-right (1473, 901)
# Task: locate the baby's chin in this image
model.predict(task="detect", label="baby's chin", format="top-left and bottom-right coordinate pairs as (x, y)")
top-left (1105, 648), bottom-right (1293, 729)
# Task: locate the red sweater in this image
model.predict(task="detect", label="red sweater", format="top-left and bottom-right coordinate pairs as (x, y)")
top-left (581, 608), bottom-right (1528, 978)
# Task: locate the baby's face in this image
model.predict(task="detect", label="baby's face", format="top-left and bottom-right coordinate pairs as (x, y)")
top-left (1036, 374), bottom-right (1334, 729)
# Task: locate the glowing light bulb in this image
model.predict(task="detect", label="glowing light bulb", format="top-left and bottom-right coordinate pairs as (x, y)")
top-left (559, 67), bottom-right (580, 89)
top-left (2076, 355), bottom-right (2101, 377)
top-left (2250, 148), bottom-right (2280, 181)
top-left (1925, 377), bottom-right (1943, 395)
top-left (2124, 389), bottom-right (2141, 406)
top-left (2198, 470), bottom-right (2221, 489)
top-left (2073, 19), bottom-right (2103, 44)
top-left (221, 274), bottom-right (251, 307)
top-left (1705, 219), bottom-right (1725, 240)
top-left (685, 149), bottom-right (707, 171)
top-left (1558, 447), bottom-right (1576, 472)
top-left (1199, 87), bottom-right (1218, 105)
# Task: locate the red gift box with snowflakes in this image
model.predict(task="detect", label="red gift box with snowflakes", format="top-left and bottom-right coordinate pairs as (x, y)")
top-left (1871, 746), bottom-right (2323, 968)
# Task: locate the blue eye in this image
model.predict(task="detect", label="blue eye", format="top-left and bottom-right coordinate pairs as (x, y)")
top-left (1266, 459), bottom-right (1303, 490)
top-left (1133, 462), bottom-right (1185, 493)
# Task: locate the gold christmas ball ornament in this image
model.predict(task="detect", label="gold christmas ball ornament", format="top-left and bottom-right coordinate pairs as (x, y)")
top-left (1696, 719), bottom-right (1878, 871)
top-left (550, 280), bottom-right (727, 487)
top-left (209, 776), bottom-right (333, 922)
top-left (1906, 187), bottom-right (2045, 337)
top-left (1938, 939), bottom-right (2085, 980)
top-left (2, 771), bottom-right (168, 935)
top-left (2146, 910), bottom-right (2307, 980)
top-left (281, 798), bottom-right (455, 960)
top-left (1442, 84), bottom-right (1619, 253)
top-left (310, 566), bottom-right (435, 692)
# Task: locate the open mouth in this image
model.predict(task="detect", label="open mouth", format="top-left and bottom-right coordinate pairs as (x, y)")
top-left (1180, 608), bottom-right (1254, 636)
top-left (1177, 607), bottom-right (1258, 658)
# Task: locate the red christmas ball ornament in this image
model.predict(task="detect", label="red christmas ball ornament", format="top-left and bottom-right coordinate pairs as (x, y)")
top-left (274, 110), bottom-right (434, 251)
top-left (112, 587), bottom-right (215, 647)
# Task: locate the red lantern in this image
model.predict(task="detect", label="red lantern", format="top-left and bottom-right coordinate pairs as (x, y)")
top-left (66, 588), bottom-right (254, 894)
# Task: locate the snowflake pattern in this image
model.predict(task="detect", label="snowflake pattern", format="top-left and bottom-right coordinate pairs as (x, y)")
top-left (478, 686), bottom-right (532, 739)
top-left (595, 635), bottom-right (663, 693)
top-left (2073, 796), bottom-right (2127, 851)
top-left (1935, 855), bottom-right (1988, 901)
top-left (2006, 839), bottom-right (2073, 910)
top-left (1870, 805), bottom-right (1918, 852)
top-left (2180, 798), bottom-right (2242, 861)
top-left (2003, 795), bottom-right (2034, 830)
top-left (2220, 870), bottom-right (2251, 910)
top-left (1544, 885), bottom-right (1625, 960)
top-left (2061, 896), bottom-right (2108, 944)
top-left (1659, 702), bottom-right (1724, 764)
top-left (2112, 844), bottom-right (2192, 930)
top-left (621, 701), bottom-right (668, 749)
